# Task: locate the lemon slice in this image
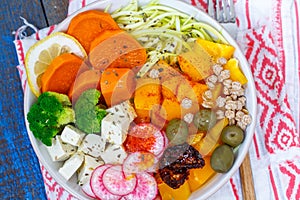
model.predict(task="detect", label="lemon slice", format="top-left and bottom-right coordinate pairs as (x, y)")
top-left (25, 32), bottom-right (87, 97)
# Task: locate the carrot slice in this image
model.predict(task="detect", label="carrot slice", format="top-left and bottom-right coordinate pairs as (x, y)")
top-left (68, 69), bottom-right (101, 103)
top-left (100, 68), bottom-right (136, 107)
top-left (67, 10), bottom-right (120, 53)
top-left (41, 53), bottom-right (83, 95)
top-left (89, 31), bottom-right (147, 70)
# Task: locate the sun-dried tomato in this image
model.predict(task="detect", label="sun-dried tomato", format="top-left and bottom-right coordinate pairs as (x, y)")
top-left (159, 142), bottom-right (205, 189)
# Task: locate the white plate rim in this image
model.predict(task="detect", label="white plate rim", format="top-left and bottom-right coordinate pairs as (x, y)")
top-left (24, 0), bottom-right (257, 199)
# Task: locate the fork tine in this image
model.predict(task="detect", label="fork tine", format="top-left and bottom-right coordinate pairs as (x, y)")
top-left (207, 0), bottom-right (236, 23)
top-left (207, 0), bottom-right (215, 19)
top-left (228, 0), bottom-right (236, 22)
top-left (216, 0), bottom-right (222, 22)
top-left (222, 0), bottom-right (230, 22)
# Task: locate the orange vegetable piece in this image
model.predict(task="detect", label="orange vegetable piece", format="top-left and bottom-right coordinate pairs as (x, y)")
top-left (193, 118), bottom-right (229, 156)
top-left (161, 77), bottom-right (178, 100)
top-left (145, 60), bottom-right (182, 82)
top-left (89, 29), bottom-right (124, 52)
top-left (178, 44), bottom-right (213, 81)
top-left (67, 10), bottom-right (120, 53)
top-left (100, 68), bottom-right (136, 107)
top-left (223, 58), bottom-right (248, 85)
top-left (158, 180), bottom-right (191, 200)
top-left (150, 104), bottom-right (167, 130)
top-left (134, 78), bottom-right (161, 121)
top-left (89, 31), bottom-right (147, 70)
top-left (160, 98), bottom-right (182, 121)
top-left (196, 38), bottom-right (235, 61)
top-left (68, 69), bottom-right (101, 103)
top-left (192, 82), bottom-right (208, 106)
top-left (41, 53), bottom-right (83, 95)
top-left (188, 156), bottom-right (216, 191)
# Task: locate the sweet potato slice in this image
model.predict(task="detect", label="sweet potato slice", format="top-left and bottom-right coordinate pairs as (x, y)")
top-left (89, 31), bottom-right (147, 70)
top-left (41, 53), bottom-right (83, 95)
top-left (68, 69), bottom-right (101, 103)
top-left (67, 10), bottom-right (120, 53)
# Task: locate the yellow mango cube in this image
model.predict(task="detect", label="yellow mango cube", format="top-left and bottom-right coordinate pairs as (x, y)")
top-left (224, 58), bottom-right (248, 85)
top-left (158, 180), bottom-right (191, 200)
top-left (178, 44), bottom-right (213, 81)
top-left (196, 38), bottom-right (235, 60)
top-left (188, 156), bottom-right (216, 192)
top-left (160, 98), bottom-right (182, 121)
top-left (193, 118), bottom-right (229, 156)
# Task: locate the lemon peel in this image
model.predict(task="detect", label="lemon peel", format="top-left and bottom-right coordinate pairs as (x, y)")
top-left (25, 32), bottom-right (87, 97)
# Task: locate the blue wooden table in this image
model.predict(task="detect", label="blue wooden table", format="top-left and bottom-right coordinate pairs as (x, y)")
top-left (0, 0), bottom-right (68, 199)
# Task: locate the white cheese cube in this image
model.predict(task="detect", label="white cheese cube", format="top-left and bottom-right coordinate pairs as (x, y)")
top-left (101, 113), bottom-right (130, 145)
top-left (58, 152), bottom-right (84, 180)
top-left (106, 100), bottom-right (137, 121)
top-left (78, 134), bottom-right (106, 157)
top-left (100, 144), bottom-right (127, 164)
top-left (61, 125), bottom-right (86, 146)
top-left (77, 155), bottom-right (104, 186)
top-left (46, 135), bottom-right (76, 162)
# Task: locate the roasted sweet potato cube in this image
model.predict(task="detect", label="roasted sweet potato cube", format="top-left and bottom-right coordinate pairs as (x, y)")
top-left (192, 82), bottom-right (208, 105)
top-left (160, 98), bottom-right (182, 121)
top-left (176, 79), bottom-right (198, 103)
top-left (161, 77), bottom-right (178, 100)
top-left (145, 60), bottom-right (182, 82)
top-left (178, 45), bottom-right (213, 81)
top-left (134, 78), bottom-right (161, 120)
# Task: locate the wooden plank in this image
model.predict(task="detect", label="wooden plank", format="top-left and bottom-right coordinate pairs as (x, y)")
top-left (42, 0), bottom-right (69, 25)
top-left (1, 0), bottom-right (48, 31)
top-left (0, 0), bottom-right (68, 199)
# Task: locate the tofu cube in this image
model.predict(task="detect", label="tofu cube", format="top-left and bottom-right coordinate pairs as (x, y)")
top-left (61, 125), bottom-right (86, 146)
top-left (106, 100), bottom-right (137, 122)
top-left (77, 155), bottom-right (104, 186)
top-left (46, 135), bottom-right (76, 162)
top-left (100, 144), bottom-right (127, 164)
top-left (78, 134), bottom-right (106, 157)
top-left (58, 152), bottom-right (84, 180)
top-left (101, 113), bottom-right (130, 145)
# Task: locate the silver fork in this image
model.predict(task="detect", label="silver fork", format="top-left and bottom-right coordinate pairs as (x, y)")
top-left (207, 0), bottom-right (237, 39)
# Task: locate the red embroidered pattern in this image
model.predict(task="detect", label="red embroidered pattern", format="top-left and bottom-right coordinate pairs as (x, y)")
top-left (243, 26), bottom-right (299, 154)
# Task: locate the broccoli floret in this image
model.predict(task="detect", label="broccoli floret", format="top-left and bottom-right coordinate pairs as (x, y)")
top-left (27, 92), bottom-right (75, 146)
top-left (74, 89), bottom-right (107, 134)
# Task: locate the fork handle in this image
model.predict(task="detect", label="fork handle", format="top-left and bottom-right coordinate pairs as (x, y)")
top-left (239, 152), bottom-right (256, 200)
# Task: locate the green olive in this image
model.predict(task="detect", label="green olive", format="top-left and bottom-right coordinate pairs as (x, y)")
top-left (210, 144), bottom-right (234, 173)
top-left (166, 118), bottom-right (189, 145)
top-left (221, 125), bottom-right (244, 147)
top-left (193, 109), bottom-right (217, 131)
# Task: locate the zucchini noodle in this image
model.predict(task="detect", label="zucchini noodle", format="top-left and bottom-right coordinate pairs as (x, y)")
top-left (111, 0), bottom-right (228, 77)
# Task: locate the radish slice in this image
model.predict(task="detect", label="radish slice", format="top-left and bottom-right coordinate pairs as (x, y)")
top-left (156, 132), bottom-right (169, 158)
top-left (81, 181), bottom-right (96, 199)
top-left (125, 123), bottom-right (165, 156)
top-left (123, 172), bottom-right (157, 200)
top-left (90, 164), bottom-right (121, 200)
top-left (102, 165), bottom-right (137, 196)
top-left (123, 152), bottom-right (156, 174)
top-left (151, 129), bottom-right (165, 156)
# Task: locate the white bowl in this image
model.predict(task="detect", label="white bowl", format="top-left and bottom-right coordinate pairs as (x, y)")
top-left (24, 0), bottom-right (257, 199)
